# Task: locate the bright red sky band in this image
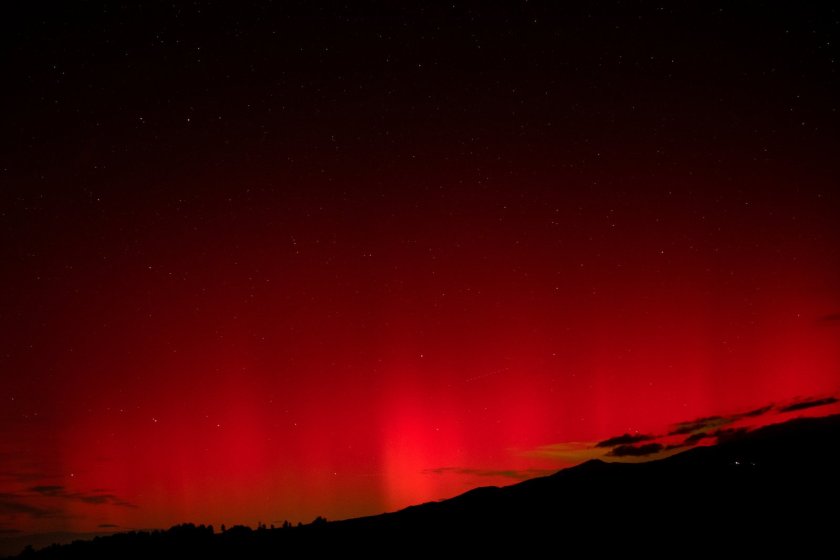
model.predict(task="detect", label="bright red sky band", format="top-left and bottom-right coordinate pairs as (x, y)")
top-left (1, 3), bottom-right (839, 543)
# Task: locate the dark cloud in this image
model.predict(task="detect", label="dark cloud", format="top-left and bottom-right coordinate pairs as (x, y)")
top-left (778, 397), bottom-right (839, 413)
top-left (683, 432), bottom-right (709, 446)
top-left (29, 485), bottom-right (64, 496)
top-left (424, 467), bottom-right (553, 480)
top-left (27, 485), bottom-right (137, 508)
top-left (683, 426), bottom-right (753, 447)
top-left (668, 405), bottom-right (776, 437)
top-left (0, 486), bottom-right (136, 526)
top-left (669, 416), bottom-right (727, 435)
top-left (97, 524), bottom-right (119, 529)
top-left (595, 433), bottom-right (655, 448)
top-left (530, 398), bottom-right (822, 467)
top-left (80, 494), bottom-right (135, 507)
top-left (740, 405), bottom-right (774, 418)
top-left (819, 312), bottom-right (840, 322)
top-left (607, 443), bottom-right (664, 457)
top-left (0, 495), bottom-right (61, 519)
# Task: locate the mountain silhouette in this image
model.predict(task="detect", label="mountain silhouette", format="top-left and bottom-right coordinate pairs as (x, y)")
top-left (7, 414), bottom-right (839, 558)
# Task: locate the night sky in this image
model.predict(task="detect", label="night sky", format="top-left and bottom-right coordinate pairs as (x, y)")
top-left (2, 2), bottom-right (839, 541)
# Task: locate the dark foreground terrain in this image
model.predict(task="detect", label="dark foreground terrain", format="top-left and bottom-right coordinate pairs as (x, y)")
top-left (8, 414), bottom-right (839, 557)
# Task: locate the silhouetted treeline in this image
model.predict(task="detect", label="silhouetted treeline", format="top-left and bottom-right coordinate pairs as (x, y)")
top-left (8, 415), bottom-right (840, 558)
top-left (12, 517), bottom-right (333, 560)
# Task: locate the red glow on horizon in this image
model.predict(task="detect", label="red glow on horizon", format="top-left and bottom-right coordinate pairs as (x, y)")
top-left (2, 177), bottom-right (837, 534)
